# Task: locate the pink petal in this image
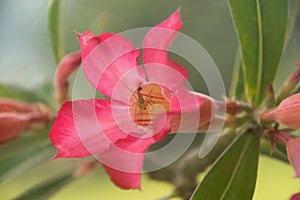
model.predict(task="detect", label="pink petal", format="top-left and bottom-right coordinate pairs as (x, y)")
top-left (49, 99), bottom-right (128, 158)
top-left (143, 7), bottom-right (188, 89)
top-left (102, 165), bottom-right (141, 189)
top-left (78, 31), bottom-right (145, 99)
top-left (77, 30), bottom-right (112, 61)
top-left (99, 117), bottom-right (172, 189)
top-left (287, 137), bottom-right (300, 178)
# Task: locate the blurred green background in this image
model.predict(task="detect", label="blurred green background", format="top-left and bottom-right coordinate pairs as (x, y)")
top-left (0, 0), bottom-right (300, 199)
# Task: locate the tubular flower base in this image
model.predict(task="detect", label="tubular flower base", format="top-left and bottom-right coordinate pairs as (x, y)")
top-left (49, 8), bottom-right (216, 189)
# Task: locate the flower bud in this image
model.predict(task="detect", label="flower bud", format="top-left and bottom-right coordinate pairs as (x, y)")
top-left (290, 192), bottom-right (300, 200)
top-left (265, 83), bottom-right (275, 108)
top-left (275, 93), bottom-right (300, 129)
top-left (286, 137), bottom-right (300, 178)
top-left (278, 63), bottom-right (300, 102)
top-left (0, 98), bottom-right (36, 113)
top-left (0, 112), bottom-right (30, 144)
top-left (278, 64), bottom-right (300, 102)
top-left (0, 98), bottom-right (52, 144)
top-left (54, 51), bottom-right (81, 104)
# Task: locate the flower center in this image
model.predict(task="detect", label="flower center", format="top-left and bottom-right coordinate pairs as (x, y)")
top-left (129, 83), bottom-right (170, 127)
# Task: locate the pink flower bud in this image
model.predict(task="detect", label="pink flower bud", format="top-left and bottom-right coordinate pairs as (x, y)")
top-left (287, 137), bottom-right (300, 178)
top-left (275, 93), bottom-right (300, 129)
top-left (278, 64), bottom-right (300, 101)
top-left (0, 98), bottom-right (36, 113)
top-left (0, 98), bottom-right (52, 144)
top-left (54, 51), bottom-right (81, 104)
top-left (290, 192), bottom-right (300, 200)
top-left (0, 112), bottom-right (30, 144)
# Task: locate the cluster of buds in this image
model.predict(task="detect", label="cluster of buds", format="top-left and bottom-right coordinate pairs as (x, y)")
top-left (0, 98), bottom-right (51, 144)
top-left (260, 93), bottom-right (300, 178)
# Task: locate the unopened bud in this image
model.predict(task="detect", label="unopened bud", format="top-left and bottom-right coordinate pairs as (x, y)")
top-left (260, 93), bottom-right (300, 129)
top-left (0, 98), bottom-right (35, 113)
top-left (278, 64), bottom-right (300, 102)
top-left (268, 130), bottom-right (300, 178)
top-left (275, 93), bottom-right (300, 129)
top-left (54, 51), bottom-right (81, 104)
top-left (290, 192), bottom-right (300, 200)
top-left (0, 112), bottom-right (30, 144)
top-left (287, 137), bottom-right (300, 178)
top-left (0, 98), bottom-right (52, 143)
top-left (265, 83), bottom-right (275, 108)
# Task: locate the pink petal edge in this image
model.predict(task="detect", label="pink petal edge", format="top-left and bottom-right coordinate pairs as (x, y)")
top-left (143, 7), bottom-right (188, 89)
top-left (98, 116), bottom-right (172, 189)
top-left (78, 31), bottom-right (145, 99)
top-left (49, 99), bottom-right (128, 158)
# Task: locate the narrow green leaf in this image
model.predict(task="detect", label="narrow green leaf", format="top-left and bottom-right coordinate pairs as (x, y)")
top-left (191, 132), bottom-right (260, 200)
top-left (0, 143), bottom-right (53, 183)
top-left (0, 82), bottom-right (54, 107)
top-left (229, 0), bottom-right (287, 105)
top-left (14, 173), bottom-right (73, 200)
top-left (47, 0), bottom-right (65, 63)
top-left (0, 84), bottom-right (40, 102)
top-left (229, 51), bottom-right (245, 100)
top-left (0, 132), bottom-right (49, 159)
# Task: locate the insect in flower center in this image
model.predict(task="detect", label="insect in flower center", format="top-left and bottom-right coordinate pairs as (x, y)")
top-left (129, 83), bottom-right (170, 127)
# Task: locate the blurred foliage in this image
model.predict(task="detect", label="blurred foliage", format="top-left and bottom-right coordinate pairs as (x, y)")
top-left (47, 0), bottom-right (65, 64)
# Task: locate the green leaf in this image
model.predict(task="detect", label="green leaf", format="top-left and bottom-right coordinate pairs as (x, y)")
top-left (0, 84), bottom-right (39, 102)
top-left (47, 0), bottom-right (65, 63)
top-left (0, 132), bottom-right (49, 159)
top-left (229, 0), bottom-right (287, 105)
top-left (14, 173), bottom-right (73, 200)
top-left (229, 50), bottom-right (245, 100)
top-left (0, 142), bottom-right (53, 183)
top-left (191, 132), bottom-right (260, 200)
top-left (0, 82), bottom-right (54, 107)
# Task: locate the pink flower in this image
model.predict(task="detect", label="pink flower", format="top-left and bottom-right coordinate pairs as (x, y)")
top-left (49, 8), bottom-right (214, 189)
